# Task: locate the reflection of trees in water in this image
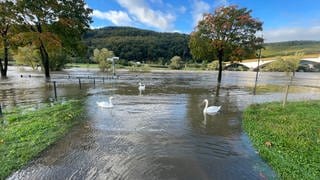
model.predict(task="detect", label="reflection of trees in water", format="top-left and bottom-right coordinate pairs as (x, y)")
top-left (186, 84), bottom-right (242, 137)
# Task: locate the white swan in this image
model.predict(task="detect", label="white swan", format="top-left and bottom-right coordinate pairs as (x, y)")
top-left (203, 99), bottom-right (221, 115)
top-left (97, 96), bottom-right (114, 108)
top-left (138, 82), bottom-right (145, 91)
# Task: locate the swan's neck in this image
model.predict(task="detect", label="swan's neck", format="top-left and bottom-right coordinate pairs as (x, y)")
top-left (203, 100), bottom-right (208, 112)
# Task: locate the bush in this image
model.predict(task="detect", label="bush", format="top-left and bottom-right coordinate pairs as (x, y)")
top-left (128, 64), bottom-right (150, 72)
top-left (207, 61), bottom-right (219, 70)
top-left (169, 56), bottom-right (183, 69)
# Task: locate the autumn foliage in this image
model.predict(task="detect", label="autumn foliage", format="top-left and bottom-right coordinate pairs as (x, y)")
top-left (192, 5), bottom-right (263, 83)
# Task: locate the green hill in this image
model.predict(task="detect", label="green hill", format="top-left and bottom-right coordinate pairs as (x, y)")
top-left (83, 26), bottom-right (191, 64)
top-left (262, 41), bottom-right (320, 57)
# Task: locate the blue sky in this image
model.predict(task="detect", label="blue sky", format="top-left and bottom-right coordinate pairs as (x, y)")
top-left (85, 0), bottom-right (320, 42)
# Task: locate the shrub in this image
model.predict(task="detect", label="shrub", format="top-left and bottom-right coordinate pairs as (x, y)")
top-left (207, 61), bottom-right (219, 70)
top-left (128, 64), bottom-right (150, 72)
top-left (169, 56), bottom-right (183, 69)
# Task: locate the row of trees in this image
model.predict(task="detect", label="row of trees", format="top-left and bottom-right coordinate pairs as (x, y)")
top-left (0, 0), bottom-right (92, 78)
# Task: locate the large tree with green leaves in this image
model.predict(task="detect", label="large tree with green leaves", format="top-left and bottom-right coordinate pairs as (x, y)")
top-left (18, 0), bottom-right (92, 78)
top-left (193, 5), bottom-right (263, 83)
top-left (0, 0), bottom-right (21, 78)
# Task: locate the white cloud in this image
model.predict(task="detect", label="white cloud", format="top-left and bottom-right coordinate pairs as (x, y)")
top-left (92, 9), bottom-right (133, 26)
top-left (116, 0), bottom-right (175, 31)
top-left (264, 26), bottom-right (320, 42)
top-left (90, 25), bottom-right (105, 29)
top-left (191, 0), bottom-right (211, 27)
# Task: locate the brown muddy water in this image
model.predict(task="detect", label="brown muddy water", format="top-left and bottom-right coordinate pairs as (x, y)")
top-left (2, 66), bottom-right (320, 180)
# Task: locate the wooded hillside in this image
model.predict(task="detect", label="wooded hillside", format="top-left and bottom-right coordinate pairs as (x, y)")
top-left (83, 26), bottom-right (191, 64)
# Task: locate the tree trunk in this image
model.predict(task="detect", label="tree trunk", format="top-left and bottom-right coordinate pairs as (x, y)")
top-left (0, 26), bottom-right (9, 78)
top-left (36, 22), bottom-right (50, 79)
top-left (0, 44), bottom-right (8, 78)
top-left (39, 39), bottom-right (50, 78)
top-left (282, 75), bottom-right (293, 107)
top-left (0, 58), bottom-right (4, 78)
top-left (217, 49), bottom-right (224, 83)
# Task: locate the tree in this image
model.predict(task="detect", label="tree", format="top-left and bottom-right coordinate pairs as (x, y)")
top-left (93, 48), bottom-right (114, 72)
top-left (278, 52), bottom-right (303, 107)
top-left (18, 0), bottom-right (92, 78)
top-left (50, 0), bottom-right (92, 58)
top-left (13, 45), bottom-right (40, 70)
top-left (0, 0), bottom-right (22, 78)
top-left (194, 5), bottom-right (263, 83)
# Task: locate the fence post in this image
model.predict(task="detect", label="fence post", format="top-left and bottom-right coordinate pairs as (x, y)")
top-left (282, 75), bottom-right (293, 107)
top-left (0, 103), bottom-right (2, 117)
top-left (78, 78), bottom-right (82, 89)
top-left (53, 81), bottom-right (57, 100)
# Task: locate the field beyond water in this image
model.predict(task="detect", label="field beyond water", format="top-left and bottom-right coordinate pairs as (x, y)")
top-left (243, 101), bottom-right (320, 179)
top-left (0, 100), bottom-right (84, 179)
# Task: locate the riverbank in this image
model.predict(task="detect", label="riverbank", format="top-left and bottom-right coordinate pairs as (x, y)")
top-left (0, 100), bottom-right (85, 179)
top-left (242, 100), bottom-right (320, 179)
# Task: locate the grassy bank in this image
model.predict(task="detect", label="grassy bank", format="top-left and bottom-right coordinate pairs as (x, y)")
top-left (0, 100), bottom-right (85, 179)
top-left (242, 101), bottom-right (320, 179)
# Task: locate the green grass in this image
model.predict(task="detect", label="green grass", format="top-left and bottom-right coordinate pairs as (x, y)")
top-left (0, 100), bottom-right (85, 179)
top-left (242, 101), bottom-right (320, 179)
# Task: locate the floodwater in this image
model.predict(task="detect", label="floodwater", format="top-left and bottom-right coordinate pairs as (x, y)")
top-left (2, 66), bottom-right (320, 179)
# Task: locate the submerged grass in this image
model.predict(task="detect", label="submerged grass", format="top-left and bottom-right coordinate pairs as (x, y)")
top-left (0, 100), bottom-right (85, 179)
top-left (243, 101), bottom-right (320, 179)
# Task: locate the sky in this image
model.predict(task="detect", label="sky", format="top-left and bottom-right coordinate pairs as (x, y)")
top-left (85, 0), bottom-right (320, 42)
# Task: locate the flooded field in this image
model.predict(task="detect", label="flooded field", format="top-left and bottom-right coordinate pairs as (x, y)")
top-left (2, 66), bottom-right (320, 179)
